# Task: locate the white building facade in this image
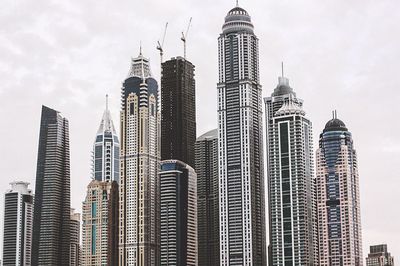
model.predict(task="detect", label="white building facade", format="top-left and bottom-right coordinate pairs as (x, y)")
top-left (119, 51), bottom-right (160, 266)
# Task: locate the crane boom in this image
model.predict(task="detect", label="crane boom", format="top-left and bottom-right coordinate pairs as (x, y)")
top-left (157, 22), bottom-right (168, 64)
top-left (181, 17), bottom-right (192, 59)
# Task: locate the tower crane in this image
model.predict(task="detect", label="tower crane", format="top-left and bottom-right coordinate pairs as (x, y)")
top-left (156, 22), bottom-right (168, 64)
top-left (181, 17), bottom-right (192, 60)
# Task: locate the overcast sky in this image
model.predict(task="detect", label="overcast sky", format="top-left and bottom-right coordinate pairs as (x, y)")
top-left (1, 0), bottom-right (399, 259)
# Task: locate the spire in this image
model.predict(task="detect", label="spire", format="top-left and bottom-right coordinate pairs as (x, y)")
top-left (139, 41), bottom-right (142, 56)
top-left (96, 95), bottom-right (117, 135)
top-left (127, 43), bottom-right (152, 79)
top-left (281, 62), bottom-right (284, 78)
top-left (236, 0), bottom-right (239, 7)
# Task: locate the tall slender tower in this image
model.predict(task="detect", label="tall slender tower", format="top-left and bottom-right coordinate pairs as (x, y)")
top-left (264, 74), bottom-right (315, 265)
top-left (159, 160), bottom-right (197, 266)
top-left (82, 99), bottom-right (120, 265)
top-left (119, 50), bottom-right (160, 265)
top-left (161, 57), bottom-right (196, 166)
top-left (93, 95), bottom-right (120, 183)
top-left (70, 208), bottom-right (81, 266)
top-left (32, 105), bottom-right (70, 266)
top-left (195, 129), bottom-right (220, 266)
top-left (316, 114), bottom-right (363, 265)
top-left (2, 181), bottom-right (34, 266)
top-left (217, 5), bottom-right (266, 265)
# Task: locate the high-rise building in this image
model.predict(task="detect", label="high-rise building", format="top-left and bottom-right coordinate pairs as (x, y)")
top-left (366, 244), bottom-right (394, 266)
top-left (217, 5), bottom-right (266, 265)
top-left (93, 95), bottom-right (120, 183)
top-left (32, 105), bottom-right (70, 266)
top-left (195, 129), bottom-right (219, 266)
top-left (316, 114), bottom-right (363, 265)
top-left (159, 160), bottom-right (197, 266)
top-left (82, 180), bottom-right (119, 265)
top-left (82, 98), bottom-right (120, 266)
top-left (119, 51), bottom-right (160, 265)
top-left (161, 57), bottom-right (196, 166)
top-left (2, 181), bottom-right (34, 266)
top-left (264, 74), bottom-right (316, 265)
top-left (70, 208), bottom-right (81, 266)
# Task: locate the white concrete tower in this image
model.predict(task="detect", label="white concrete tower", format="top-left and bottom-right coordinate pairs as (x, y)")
top-left (119, 49), bottom-right (160, 266)
top-left (217, 5), bottom-right (266, 265)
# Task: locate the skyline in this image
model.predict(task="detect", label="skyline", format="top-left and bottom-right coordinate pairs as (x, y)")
top-left (1, 0), bottom-right (399, 261)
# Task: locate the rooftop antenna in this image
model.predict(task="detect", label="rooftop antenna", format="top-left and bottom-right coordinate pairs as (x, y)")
top-left (181, 17), bottom-right (192, 59)
top-left (106, 94), bottom-right (109, 111)
top-left (157, 22), bottom-right (169, 64)
top-left (281, 62), bottom-right (284, 77)
top-left (236, 0), bottom-right (239, 7)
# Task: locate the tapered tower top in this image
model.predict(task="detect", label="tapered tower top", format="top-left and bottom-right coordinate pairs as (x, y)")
top-left (222, 5), bottom-right (254, 34)
top-left (97, 95), bottom-right (117, 135)
top-left (127, 48), bottom-right (152, 79)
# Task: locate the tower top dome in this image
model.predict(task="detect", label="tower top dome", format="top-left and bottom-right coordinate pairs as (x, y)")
top-left (323, 111), bottom-right (348, 132)
top-left (222, 6), bottom-right (254, 34)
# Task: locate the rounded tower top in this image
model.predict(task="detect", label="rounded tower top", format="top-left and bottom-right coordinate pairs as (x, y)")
top-left (324, 116), bottom-right (348, 132)
top-left (222, 6), bottom-right (254, 34)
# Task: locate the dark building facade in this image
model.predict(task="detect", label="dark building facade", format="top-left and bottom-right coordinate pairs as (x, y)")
top-left (161, 57), bottom-right (196, 167)
top-left (195, 129), bottom-right (219, 266)
top-left (366, 244), bottom-right (394, 266)
top-left (2, 182), bottom-right (34, 266)
top-left (159, 160), bottom-right (197, 265)
top-left (70, 209), bottom-right (81, 266)
top-left (32, 105), bottom-right (71, 266)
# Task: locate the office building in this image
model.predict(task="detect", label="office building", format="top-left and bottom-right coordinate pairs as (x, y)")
top-left (2, 181), bottom-right (34, 266)
top-left (264, 74), bottom-right (316, 265)
top-left (316, 114), bottom-right (363, 265)
top-left (119, 50), bottom-right (160, 265)
top-left (159, 160), bottom-right (197, 266)
top-left (366, 244), bottom-right (394, 266)
top-left (32, 105), bottom-right (71, 266)
top-left (70, 208), bottom-right (81, 266)
top-left (217, 5), bottom-right (266, 265)
top-left (161, 57), bottom-right (196, 166)
top-left (195, 129), bottom-right (219, 266)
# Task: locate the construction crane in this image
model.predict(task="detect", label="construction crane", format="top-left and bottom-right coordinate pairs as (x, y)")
top-left (181, 17), bottom-right (192, 60)
top-left (156, 22), bottom-right (168, 64)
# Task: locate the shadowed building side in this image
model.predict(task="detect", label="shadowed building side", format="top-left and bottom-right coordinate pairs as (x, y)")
top-left (31, 105), bottom-right (71, 266)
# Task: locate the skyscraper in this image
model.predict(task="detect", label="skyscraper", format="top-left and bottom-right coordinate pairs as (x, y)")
top-left (70, 208), bottom-right (81, 266)
top-left (264, 74), bottom-right (315, 265)
top-left (93, 95), bottom-right (120, 183)
top-left (366, 244), bottom-right (394, 266)
top-left (82, 180), bottom-right (119, 265)
top-left (119, 51), bottom-right (160, 265)
top-left (2, 181), bottom-right (34, 266)
top-left (82, 99), bottom-right (120, 265)
top-left (159, 160), bottom-right (197, 266)
top-left (32, 105), bottom-right (70, 266)
top-left (161, 57), bottom-right (196, 166)
top-left (316, 114), bottom-right (363, 265)
top-left (217, 5), bottom-right (266, 265)
top-left (195, 129), bottom-right (220, 266)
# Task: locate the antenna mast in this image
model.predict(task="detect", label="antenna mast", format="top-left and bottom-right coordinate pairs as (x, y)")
top-left (181, 17), bottom-right (192, 59)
